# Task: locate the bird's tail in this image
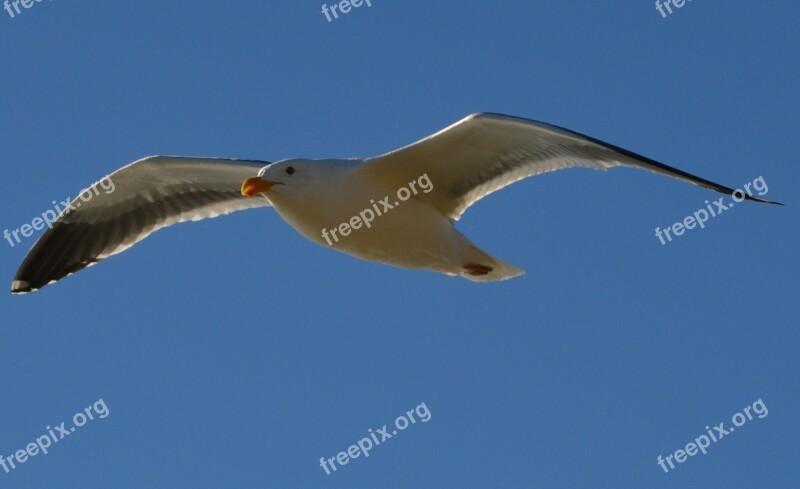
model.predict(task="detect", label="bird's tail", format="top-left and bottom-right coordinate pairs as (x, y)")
top-left (456, 235), bottom-right (525, 282)
top-left (462, 257), bottom-right (525, 282)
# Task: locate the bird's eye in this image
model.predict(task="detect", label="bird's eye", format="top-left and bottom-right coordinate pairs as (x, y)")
top-left (286, 166), bottom-right (295, 175)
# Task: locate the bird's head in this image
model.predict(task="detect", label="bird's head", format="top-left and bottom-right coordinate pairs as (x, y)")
top-left (241, 158), bottom-right (357, 205)
top-left (241, 159), bottom-right (316, 201)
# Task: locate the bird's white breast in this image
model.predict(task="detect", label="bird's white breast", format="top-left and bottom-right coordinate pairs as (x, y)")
top-left (270, 171), bottom-right (463, 271)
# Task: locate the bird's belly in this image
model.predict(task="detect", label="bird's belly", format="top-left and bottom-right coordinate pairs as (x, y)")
top-left (280, 197), bottom-right (462, 270)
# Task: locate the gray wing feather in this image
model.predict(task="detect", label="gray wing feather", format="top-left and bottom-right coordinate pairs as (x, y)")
top-left (359, 113), bottom-right (780, 220)
top-left (12, 156), bottom-right (271, 294)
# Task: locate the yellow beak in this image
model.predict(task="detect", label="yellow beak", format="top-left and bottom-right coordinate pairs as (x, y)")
top-left (241, 177), bottom-right (281, 197)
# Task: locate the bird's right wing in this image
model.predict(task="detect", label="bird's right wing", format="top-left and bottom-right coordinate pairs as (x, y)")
top-left (358, 113), bottom-right (780, 221)
top-left (12, 156), bottom-right (271, 294)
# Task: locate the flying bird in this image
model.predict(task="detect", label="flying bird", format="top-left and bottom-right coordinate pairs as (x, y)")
top-left (10, 113), bottom-right (781, 294)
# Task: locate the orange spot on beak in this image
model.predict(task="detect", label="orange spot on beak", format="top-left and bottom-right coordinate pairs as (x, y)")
top-left (241, 177), bottom-right (281, 197)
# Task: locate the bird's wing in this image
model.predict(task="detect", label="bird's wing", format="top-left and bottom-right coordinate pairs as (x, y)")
top-left (358, 113), bottom-right (780, 220)
top-left (12, 156), bottom-right (271, 294)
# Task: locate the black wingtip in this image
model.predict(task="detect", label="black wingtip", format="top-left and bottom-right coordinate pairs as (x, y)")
top-left (743, 194), bottom-right (784, 206)
top-left (10, 280), bottom-right (33, 295)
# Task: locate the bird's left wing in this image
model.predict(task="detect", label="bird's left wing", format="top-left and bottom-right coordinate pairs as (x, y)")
top-left (12, 156), bottom-right (271, 294)
top-left (358, 113), bottom-right (780, 221)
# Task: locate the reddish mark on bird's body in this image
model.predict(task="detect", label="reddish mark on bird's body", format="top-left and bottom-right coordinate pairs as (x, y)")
top-left (463, 264), bottom-right (493, 276)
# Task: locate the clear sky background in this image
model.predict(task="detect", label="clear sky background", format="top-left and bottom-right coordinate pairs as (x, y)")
top-left (1, 1), bottom-right (798, 487)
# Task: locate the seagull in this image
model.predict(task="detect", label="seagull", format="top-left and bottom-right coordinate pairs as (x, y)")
top-left (10, 113), bottom-right (781, 294)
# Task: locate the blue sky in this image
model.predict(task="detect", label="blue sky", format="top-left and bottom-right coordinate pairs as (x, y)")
top-left (1, 1), bottom-right (798, 487)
